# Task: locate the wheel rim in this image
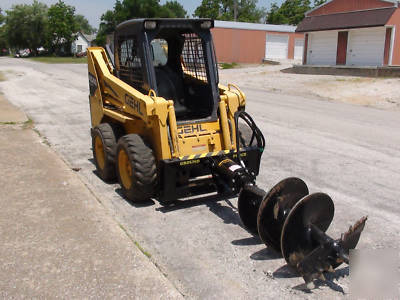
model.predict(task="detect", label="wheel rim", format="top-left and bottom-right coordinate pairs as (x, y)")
top-left (94, 135), bottom-right (105, 170)
top-left (118, 148), bottom-right (132, 189)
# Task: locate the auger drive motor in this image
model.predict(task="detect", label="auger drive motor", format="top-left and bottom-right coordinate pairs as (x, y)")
top-left (87, 18), bottom-right (367, 286)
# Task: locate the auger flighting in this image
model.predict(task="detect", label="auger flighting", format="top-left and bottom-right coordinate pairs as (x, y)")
top-left (238, 177), bottom-right (367, 285)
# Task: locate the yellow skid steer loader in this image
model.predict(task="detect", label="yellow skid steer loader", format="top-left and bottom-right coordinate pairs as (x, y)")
top-left (87, 18), bottom-right (366, 286)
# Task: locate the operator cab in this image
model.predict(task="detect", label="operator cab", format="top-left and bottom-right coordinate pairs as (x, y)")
top-left (114, 19), bottom-right (220, 123)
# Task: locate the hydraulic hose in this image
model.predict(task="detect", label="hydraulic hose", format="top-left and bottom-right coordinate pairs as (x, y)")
top-left (234, 110), bottom-right (266, 181)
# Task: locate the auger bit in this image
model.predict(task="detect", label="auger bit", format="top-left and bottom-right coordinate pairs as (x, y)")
top-left (252, 177), bottom-right (368, 287)
top-left (296, 216), bottom-right (368, 285)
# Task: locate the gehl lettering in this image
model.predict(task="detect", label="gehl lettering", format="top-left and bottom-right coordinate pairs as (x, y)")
top-left (125, 94), bottom-right (143, 116)
top-left (177, 124), bottom-right (207, 135)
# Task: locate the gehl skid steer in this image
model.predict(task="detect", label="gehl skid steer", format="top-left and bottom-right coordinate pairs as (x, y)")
top-left (87, 18), bottom-right (367, 286)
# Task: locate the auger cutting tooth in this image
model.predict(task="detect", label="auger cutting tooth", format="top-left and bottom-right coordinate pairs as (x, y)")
top-left (340, 216), bottom-right (368, 251)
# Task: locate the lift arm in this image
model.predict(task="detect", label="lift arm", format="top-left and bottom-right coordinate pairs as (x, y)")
top-left (87, 47), bottom-right (171, 127)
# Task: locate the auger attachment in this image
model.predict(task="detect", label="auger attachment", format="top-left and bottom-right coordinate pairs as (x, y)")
top-left (237, 177), bottom-right (367, 285)
top-left (212, 110), bottom-right (367, 286)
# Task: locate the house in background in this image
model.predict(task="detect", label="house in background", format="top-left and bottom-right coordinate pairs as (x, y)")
top-left (211, 21), bottom-right (304, 63)
top-left (71, 32), bottom-right (96, 54)
top-left (297, 0), bottom-right (400, 66)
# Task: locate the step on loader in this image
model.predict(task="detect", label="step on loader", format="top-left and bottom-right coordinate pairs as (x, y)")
top-left (87, 18), bottom-right (367, 287)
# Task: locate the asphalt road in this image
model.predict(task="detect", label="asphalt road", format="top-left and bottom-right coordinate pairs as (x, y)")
top-left (1, 57), bottom-right (399, 299)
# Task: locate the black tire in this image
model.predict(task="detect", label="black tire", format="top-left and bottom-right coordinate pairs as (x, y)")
top-left (92, 123), bottom-right (123, 182)
top-left (116, 134), bottom-right (157, 202)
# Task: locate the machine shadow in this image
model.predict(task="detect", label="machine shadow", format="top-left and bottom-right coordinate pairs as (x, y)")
top-left (313, 266), bottom-right (348, 294)
top-left (272, 264), bottom-right (298, 278)
top-left (88, 159), bottom-right (155, 207)
top-left (88, 158), bottom-right (120, 184)
top-left (155, 193), bottom-right (232, 212)
top-left (156, 192), bottom-right (261, 234)
top-left (231, 236), bottom-right (262, 246)
top-left (250, 247), bottom-right (282, 261)
top-left (287, 265), bottom-right (349, 294)
top-left (115, 188), bottom-right (156, 207)
top-left (91, 169), bottom-right (111, 182)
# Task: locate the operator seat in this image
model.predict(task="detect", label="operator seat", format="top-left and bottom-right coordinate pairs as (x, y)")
top-left (155, 66), bottom-right (186, 119)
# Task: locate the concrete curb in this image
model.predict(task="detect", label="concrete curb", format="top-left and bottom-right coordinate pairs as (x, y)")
top-left (0, 96), bottom-right (183, 298)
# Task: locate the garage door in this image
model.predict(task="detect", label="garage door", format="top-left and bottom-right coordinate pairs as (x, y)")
top-left (346, 27), bottom-right (385, 66)
top-left (294, 38), bottom-right (304, 60)
top-left (308, 31), bottom-right (338, 65)
top-left (265, 35), bottom-right (288, 59)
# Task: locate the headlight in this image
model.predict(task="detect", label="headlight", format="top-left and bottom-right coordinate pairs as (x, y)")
top-left (144, 21), bottom-right (157, 30)
top-left (200, 21), bottom-right (212, 29)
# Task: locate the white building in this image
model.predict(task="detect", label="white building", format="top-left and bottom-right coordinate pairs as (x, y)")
top-left (71, 32), bottom-right (96, 54)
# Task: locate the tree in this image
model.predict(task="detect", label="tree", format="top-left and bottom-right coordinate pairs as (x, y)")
top-left (74, 14), bottom-right (96, 35)
top-left (313, 0), bottom-right (327, 7)
top-left (0, 9), bottom-right (6, 51)
top-left (0, 27), bottom-right (6, 50)
top-left (4, 1), bottom-right (48, 54)
top-left (96, 0), bottom-right (187, 46)
top-left (194, 0), bottom-right (265, 23)
top-left (0, 9), bottom-right (5, 50)
top-left (0, 8), bottom-right (4, 25)
top-left (267, 3), bottom-right (288, 25)
top-left (162, 1), bottom-right (187, 18)
top-left (47, 0), bottom-right (78, 54)
top-left (0, 8), bottom-right (7, 52)
top-left (194, 0), bottom-right (220, 19)
top-left (266, 0), bottom-right (311, 25)
top-left (267, 0), bottom-right (327, 25)
top-left (235, 0), bottom-right (265, 22)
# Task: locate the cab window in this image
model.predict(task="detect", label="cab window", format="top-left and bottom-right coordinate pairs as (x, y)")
top-left (151, 39), bottom-right (168, 67)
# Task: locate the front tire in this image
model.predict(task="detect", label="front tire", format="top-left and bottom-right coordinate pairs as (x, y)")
top-left (116, 134), bottom-right (157, 202)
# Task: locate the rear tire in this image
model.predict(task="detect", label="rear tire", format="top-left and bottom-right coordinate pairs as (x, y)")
top-left (116, 134), bottom-right (157, 202)
top-left (92, 123), bottom-right (123, 182)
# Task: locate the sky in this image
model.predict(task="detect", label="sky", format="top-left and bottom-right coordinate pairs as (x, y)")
top-left (1, 0), bottom-right (284, 28)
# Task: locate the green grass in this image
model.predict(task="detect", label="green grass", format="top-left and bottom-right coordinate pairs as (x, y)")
top-left (134, 241), bottom-right (152, 258)
top-left (220, 62), bottom-right (239, 69)
top-left (335, 77), bottom-right (369, 83)
top-left (23, 118), bottom-right (34, 129)
top-left (118, 224), bottom-right (152, 258)
top-left (28, 56), bottom-right (87, 64)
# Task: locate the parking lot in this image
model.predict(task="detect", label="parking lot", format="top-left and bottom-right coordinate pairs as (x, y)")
top-left (0, 57), bottom-right (399, 298)
top-left (221, 62), bottom-right (400, 110)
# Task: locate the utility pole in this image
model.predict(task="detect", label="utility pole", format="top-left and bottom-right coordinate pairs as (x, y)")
top-left (234, 0), bottom-right (238, 22)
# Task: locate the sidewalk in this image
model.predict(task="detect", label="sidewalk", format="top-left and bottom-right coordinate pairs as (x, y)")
top-left (0, 96), bottom-right (182, 298)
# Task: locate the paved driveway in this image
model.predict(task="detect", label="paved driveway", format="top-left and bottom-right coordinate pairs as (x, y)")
top-left (1, 57), bottom-right (399, 298)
